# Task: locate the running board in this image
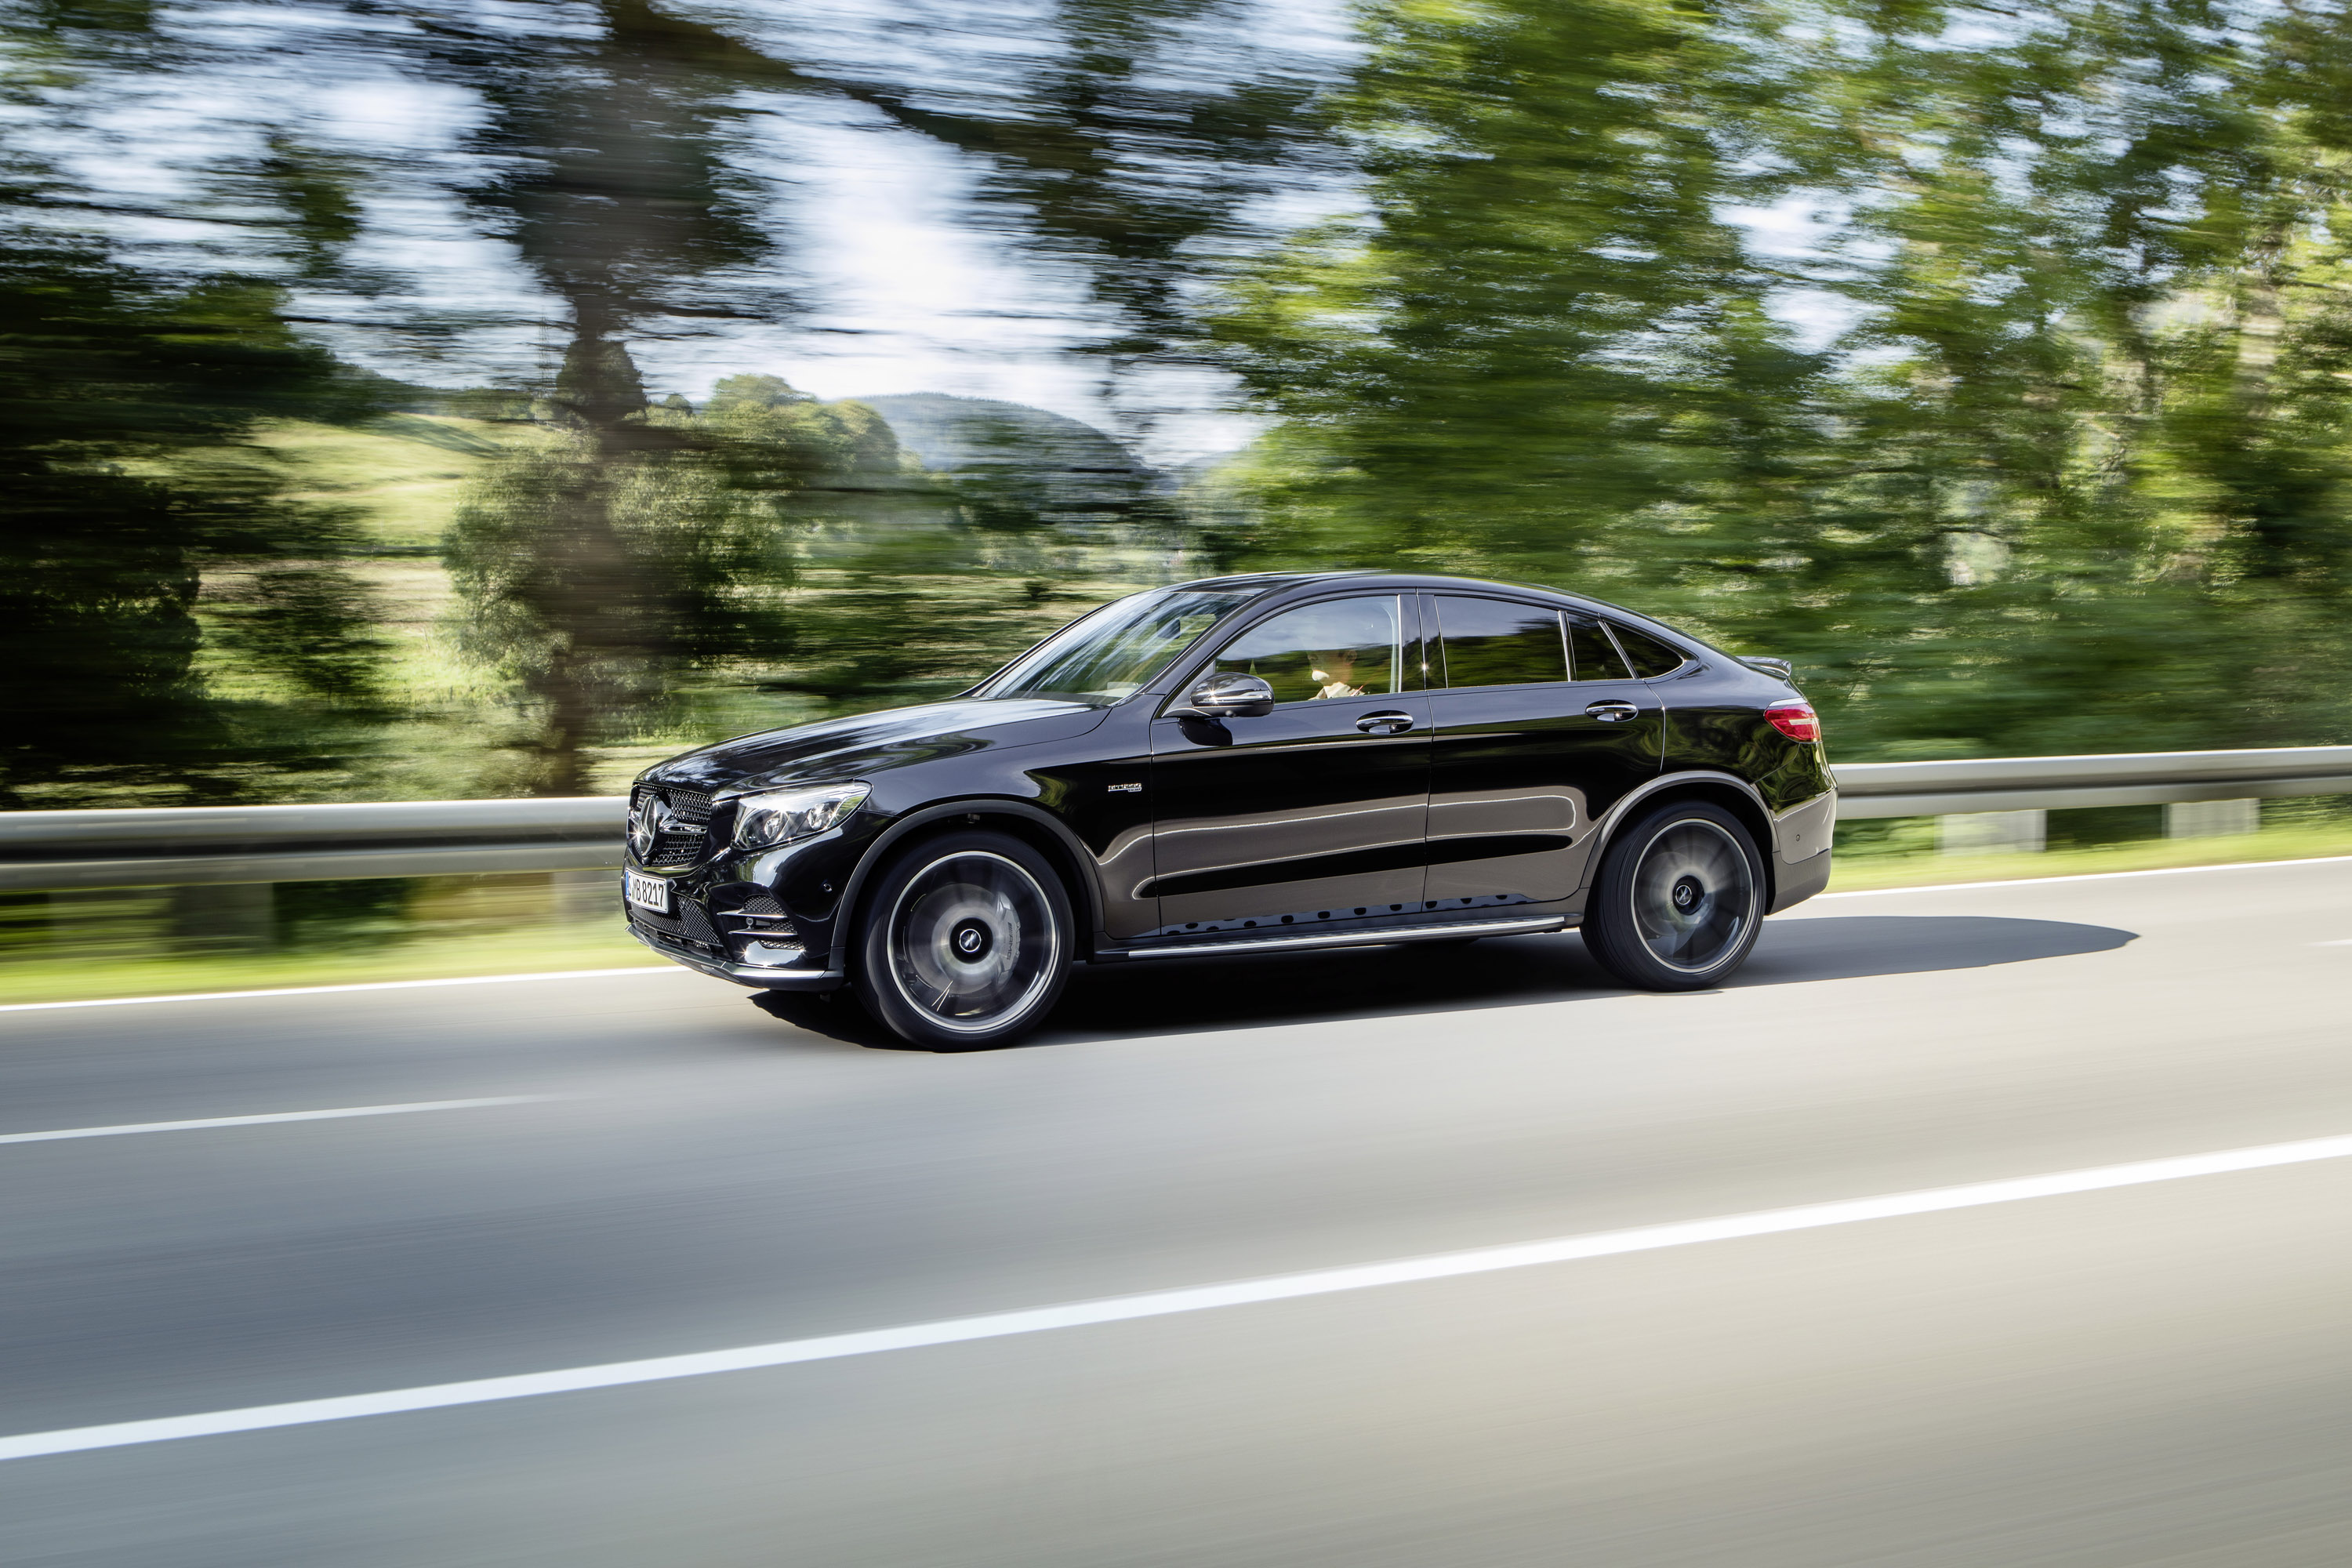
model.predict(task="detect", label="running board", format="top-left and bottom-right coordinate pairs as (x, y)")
top-left (1103, 913), bottom-right (1574, 963)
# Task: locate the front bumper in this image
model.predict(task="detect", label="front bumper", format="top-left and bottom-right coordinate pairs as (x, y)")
top-left (622, 826), bottom-right (861, 991)
top-left (627, 921), bottom-right (846, 991)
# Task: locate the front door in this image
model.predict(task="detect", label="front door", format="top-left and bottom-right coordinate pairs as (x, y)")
top-left (1423, 593), bottom-right (1663, 907)
top-left (1145, 593), bottom-right (1431, 938)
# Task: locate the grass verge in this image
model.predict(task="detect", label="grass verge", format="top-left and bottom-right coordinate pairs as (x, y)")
top-left (1826, 822), bottom-right (2352, 891)
top-left (0, 920), bottom-right (656, 1007)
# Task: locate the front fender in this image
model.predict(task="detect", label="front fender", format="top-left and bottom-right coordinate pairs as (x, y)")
top-left (831, 799), bottom-right (1112, 970)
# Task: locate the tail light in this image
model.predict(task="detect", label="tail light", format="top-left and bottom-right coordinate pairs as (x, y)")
top-left (1765, 702), bottom-right (1820, 742)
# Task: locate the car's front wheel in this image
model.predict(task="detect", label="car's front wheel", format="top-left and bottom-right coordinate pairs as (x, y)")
top-left (855, 830), bottom-right (1073, 1050)
top-left (1581, 800), bottom-right (1765, 991)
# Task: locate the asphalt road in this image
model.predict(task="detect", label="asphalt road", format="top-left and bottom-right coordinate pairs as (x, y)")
top-left (3, 858), bottom-right (2350, 1567)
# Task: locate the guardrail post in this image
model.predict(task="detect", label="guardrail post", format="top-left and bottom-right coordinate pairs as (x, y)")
top-left (2165, 799), bottom-right (2259, 838)
top-left (1939, 809), bottom-right (2046, 855)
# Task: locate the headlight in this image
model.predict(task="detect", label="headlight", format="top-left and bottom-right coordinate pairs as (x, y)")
top-left (731, 782), bottom-right (869, 850)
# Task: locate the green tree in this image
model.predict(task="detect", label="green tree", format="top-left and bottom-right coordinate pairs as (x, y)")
top-left (1213, 0), bottom-right (2352, 760)
top-left (1208, 0), bottom-right (1812, 591)
top-left (0, 223), bottom-right (388, 805)
top-left (1771, 0), bottom-right (2352, 755)
top-left (0, 0), bottom-right (410, 804)
top-left (445, 365), bottom-right (950, 786)
top-left (8, 0), bottom-right (1335, 800)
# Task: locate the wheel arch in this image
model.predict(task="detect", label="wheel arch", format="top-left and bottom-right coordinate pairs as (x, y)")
top-left (1584, 771), bottom-right (1777, 909)
top-left (835, 800), bottom-right (1106, 971)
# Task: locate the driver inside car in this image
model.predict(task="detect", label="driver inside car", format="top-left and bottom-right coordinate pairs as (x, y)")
top-left (1312, 649), bottom-right (1367, 699)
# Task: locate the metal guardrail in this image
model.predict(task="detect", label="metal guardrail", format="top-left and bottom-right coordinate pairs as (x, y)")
top-left (1832, 745), bottom-right (2352, 819)
top-left (0, 798), bottom-right (626, 891)
top-left (2, 746), bottom-right (2347, 890)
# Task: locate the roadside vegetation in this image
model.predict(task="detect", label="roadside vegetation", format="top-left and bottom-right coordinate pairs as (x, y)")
top-left (1828, 800), bottom-right (2352, 891)
top-left (11, 0), bottom-right (2352, 813)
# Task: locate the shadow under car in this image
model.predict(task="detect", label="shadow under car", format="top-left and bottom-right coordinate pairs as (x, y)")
top-left (753, 914), bottom-right (2137, 1049)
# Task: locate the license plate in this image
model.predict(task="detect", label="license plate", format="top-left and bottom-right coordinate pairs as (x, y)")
top-left (623, 869), bottom-right (672, 914)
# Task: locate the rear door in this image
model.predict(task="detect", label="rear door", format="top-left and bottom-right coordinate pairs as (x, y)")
top-left (1145, 593), bottom-right (1431, 938)
top-left (1423, 593), bottom-right (1663, 908)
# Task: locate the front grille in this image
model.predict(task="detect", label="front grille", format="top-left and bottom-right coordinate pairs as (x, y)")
top-left (633, 784), bottom-right (715, 868)
top-left (630, 897), bottom-right (722, 946)
top-left (638, 924), bottom-right (723, 961)
top-left (679, 898), bottom-right (720, 946)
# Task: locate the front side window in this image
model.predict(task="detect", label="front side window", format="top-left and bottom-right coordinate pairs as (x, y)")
top-left (1210, 596), bottom-right (1403, 704)
top-left (981, 584), bottom-right (1257, 705)
top-left (1435, 596), bottom-right (1567, 688)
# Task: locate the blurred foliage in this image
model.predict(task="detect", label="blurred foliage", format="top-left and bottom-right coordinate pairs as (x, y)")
top-left (6, 0), bottom-right (2352, 810)
top-left (1209, 0), bottom-right (2352, 759)
top-left (0, 222), bottom-right (391, 806)
top-left (818, 0), bottom-right (1336, 381)
top-left (442, 362), bottom-right (1191, 791)
top-left (445, 366), bottom-right (901, 791)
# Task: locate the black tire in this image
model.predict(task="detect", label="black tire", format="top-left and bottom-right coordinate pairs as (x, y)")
top-left (1581, 800), bottom-right (1765, 991)
top-left (853, 829), bottom-right (1074, 1050)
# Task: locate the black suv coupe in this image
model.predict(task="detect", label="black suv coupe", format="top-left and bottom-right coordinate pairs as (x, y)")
top-left (622, 572), bottom-right (1835, 1047)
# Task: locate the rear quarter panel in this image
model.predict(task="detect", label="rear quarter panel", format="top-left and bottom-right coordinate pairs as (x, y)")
top-left (1653, 657), bottom-right (1836, 902)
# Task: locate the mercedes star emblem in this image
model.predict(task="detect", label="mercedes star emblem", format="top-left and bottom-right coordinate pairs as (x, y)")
top-left (627, 795), bottom-right (669, 858)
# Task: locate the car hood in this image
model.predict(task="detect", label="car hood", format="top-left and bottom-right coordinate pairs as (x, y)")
top-left (644, 698), bottom-right (1112, 795)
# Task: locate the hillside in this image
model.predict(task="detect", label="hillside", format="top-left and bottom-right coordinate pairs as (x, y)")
top-left (855, 394), bottom-right (1160, 522)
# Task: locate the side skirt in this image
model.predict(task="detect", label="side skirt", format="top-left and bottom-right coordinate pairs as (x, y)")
top-left (1096, 913), bottom-right (1575, 963)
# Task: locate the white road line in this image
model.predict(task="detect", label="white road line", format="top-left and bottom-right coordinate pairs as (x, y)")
top-left (0, 1097), bottom-right (553, 1146)
top-left (1816, 852), bottom-right (2352, 899)
top-left (0, 967), bottom-right (681, 1014)
top-left (5, 1128), bottom-right (2350, 1465)
top-left (2316, 938), bottom-right (2352, 947)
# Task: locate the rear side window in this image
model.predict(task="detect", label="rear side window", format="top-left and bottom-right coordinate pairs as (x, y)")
top-left (1568, 616), bottom-right (1632, 681)
top-left (1436, 596), bottom-right (1566, 688)
top-left (1610, 623), bottom-right (1687, 678)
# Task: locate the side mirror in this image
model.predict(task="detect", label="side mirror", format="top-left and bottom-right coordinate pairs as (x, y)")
top-left (1183, 671), bottom-right (1276, 720)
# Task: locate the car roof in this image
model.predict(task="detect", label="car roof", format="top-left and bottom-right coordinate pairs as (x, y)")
top-left (1176, 569), bottom-right (1657, 627)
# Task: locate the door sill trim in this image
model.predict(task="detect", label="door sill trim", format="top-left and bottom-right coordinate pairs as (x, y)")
top-left (1105, 913), bottom-right (1573, 961)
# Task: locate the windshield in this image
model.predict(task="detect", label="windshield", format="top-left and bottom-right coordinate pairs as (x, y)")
top-left (978, 585), bottom-right (1259, 705)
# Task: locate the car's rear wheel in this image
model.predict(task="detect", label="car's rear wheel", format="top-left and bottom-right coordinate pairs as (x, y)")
top-left (855, 830), bottom-right (1073, 1050)
top-left (1581, 800), bottom-right (1764, 991)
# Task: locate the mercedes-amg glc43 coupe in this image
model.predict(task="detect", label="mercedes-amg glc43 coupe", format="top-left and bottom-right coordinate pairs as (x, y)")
top-left (622, 572), bottom-right (1835, 1048)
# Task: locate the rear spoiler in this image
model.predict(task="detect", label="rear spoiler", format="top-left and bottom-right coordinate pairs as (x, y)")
top-left (1737, 656), bottom-right (1795, 681)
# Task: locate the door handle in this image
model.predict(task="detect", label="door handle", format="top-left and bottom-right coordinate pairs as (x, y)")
top-left (1356, 710), bottom-right (1416, 735)
top-left (1585, 700), bottom-right (1640, 723)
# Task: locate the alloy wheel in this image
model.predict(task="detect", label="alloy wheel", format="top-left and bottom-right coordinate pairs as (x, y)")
top-left (884, 850), bottom-right (1062, 1034)
top-left (1628, 818), bottom-right (1757, 973)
